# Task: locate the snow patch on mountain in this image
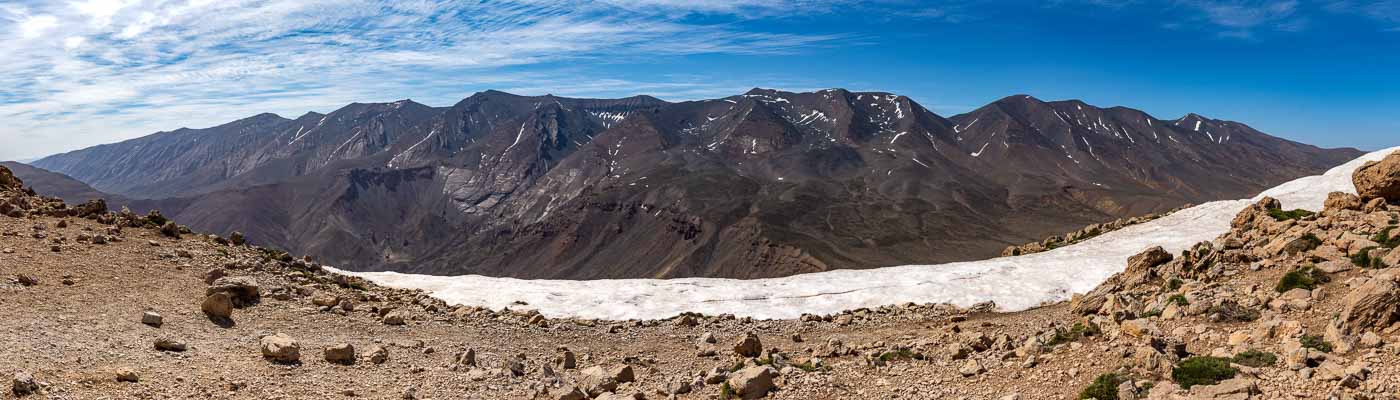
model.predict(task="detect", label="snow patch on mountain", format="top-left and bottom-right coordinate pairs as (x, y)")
top-left (333, 147), bottom-right (1399, 321)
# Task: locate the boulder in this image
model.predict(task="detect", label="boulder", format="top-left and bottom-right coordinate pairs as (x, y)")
top-left (958, 358), bottom-right (985, 376)
top-left (201, 292), bottom-right (234, 319)
top-left (141, 311), bottom-right (163, 327)
top-left (154, 338), bottom-right (187, 352)
top-left (555, 387), bottom-right (587, 400)
top-left (261, 333), bottom-right (301, 363)
top-left (1188, 377), bottom-right (1256, 399)
top-left (1338, 270), bottom-right (1400, 335)
top-left (726, 366), bottom-right (777, 399)
top-left (73, 199), bottom-right (107, 218)
top-left (1353, 152), bottom-right (1400, 202)
top-left (12, 372), bottom-right (39, 396)
top-left (324, 343), bottom-right (356, 365)
top-left (206, 276), bottom-right (260, 306)
top-left (579, 365), bottom-right (625, 397)
top-left (367, 345), bottom-right (389, 364)
top-left (0, 166), bottom-right (21, 189)
top-left (734, 332), bottom-right (763, 357)
top-left (1073, 247), bottom-right (1172, 315)
top-left (382, 311), bottom-right (407, 326)
top-left (1324, 192), bottom-right (1363, 212)
top-left (160, 221), bottom-right (180, 238)
top-left (229, 231), bottom-right (246, 246)
top-left (114, 369), bottom-right (139, 383)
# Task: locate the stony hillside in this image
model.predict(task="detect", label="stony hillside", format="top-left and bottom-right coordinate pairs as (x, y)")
top-left (5, 152), bottom-right (1400, 399)
top-left (27, 89), bottom-right (1362, 280)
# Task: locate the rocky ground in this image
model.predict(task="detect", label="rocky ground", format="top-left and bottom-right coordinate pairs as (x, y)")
top-left (3, 153), bottom-right (1400, 400)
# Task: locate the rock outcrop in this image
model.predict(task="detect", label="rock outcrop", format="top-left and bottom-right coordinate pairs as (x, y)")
top-left (1353, 152), bottom-right (1400, 202)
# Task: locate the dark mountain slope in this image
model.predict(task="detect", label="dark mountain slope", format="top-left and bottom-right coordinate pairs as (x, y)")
top-left (31, 89), bottom-right (1363, 279)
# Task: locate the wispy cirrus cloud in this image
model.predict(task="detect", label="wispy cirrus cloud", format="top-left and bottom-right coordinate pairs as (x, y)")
top-left (0, 0), bottom-right (855, 160)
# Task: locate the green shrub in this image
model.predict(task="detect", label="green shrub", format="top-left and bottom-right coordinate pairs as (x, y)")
top-left (1172, 357), bottom-right (1237, 389)
top-left (1079, 373), bottom-right (1125, 400)
top-left (793, 360), bottom-right (823, 372)
top-left (1231, 350), bottom-right (1277, 368)
top-left (1352, 246), bottom-right (1387, 269)
top-left (1167, 278), bottom-right (1183, 291)
top-left (729, 360), bottom-right (746, 372)
top-left (1268, 208), bottom-right (1314, 221)
top-left (720, 382), bottom-right (734, 399)
top-left (877, 349), bottom-right (915, 362)
top-left (1276, 265), bottom-right (1327, 293)
top-left (1301, 334), bottom-right (1333, 353)
top-left (1300, 233), bottom-right (1323, 251)
top-left (1373, 227), bottom-right (1400, 248)
top-left (1167, 294), bottom-right (1189, 306)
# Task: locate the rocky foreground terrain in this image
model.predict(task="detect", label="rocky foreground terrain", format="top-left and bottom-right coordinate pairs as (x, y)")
top-left (3, 152), bottom-right (1400, 400)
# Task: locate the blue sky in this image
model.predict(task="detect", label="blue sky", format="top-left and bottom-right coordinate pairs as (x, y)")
top-left (1, 0), bottom-right (1396, 161)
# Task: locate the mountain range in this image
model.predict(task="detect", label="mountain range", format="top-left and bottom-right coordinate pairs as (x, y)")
top-left (22, 88), bottom-right (1361, 279)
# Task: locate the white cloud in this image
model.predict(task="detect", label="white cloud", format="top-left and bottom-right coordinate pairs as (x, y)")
top-left (62, 35), bottom-right (84, 49)
top-left (0, 0), bottom-right (856, 161)
top-left (19, 14), bottom-right (58, 39)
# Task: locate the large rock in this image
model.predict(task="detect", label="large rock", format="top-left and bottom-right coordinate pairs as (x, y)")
top-left (1353, 152), bottom-right (1400, 202)
top-left (1324, 192), bottom-right (1363, 212)
top-left (725, 366), bottom-right (777, 399)
top-left (324, 343), bottom-right (356, 365)
top-left (734, 332), bottom-right (763, 357)
top-left (1072, 247), bottom-right (1172, 315)
top-left (201, 292), bottom-right (234, 319)
top-left (1188, 377), bottom-right (1257, 399)
top-left (261, 333), bottom-right (301, 363)
top-left (579, 365), bottom-right (634, 397)
top-left (0, 166), bottom-right (22, 189)
top-left (11, 372), bottom-right (39, 396)
top-left (1338, 270), bottom-right (1400, 335)
top-left (206, 276), bottom-right (260, 306)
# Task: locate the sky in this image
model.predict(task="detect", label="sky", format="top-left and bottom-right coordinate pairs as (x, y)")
top-left (1, 0), bottom-right (1397, 162)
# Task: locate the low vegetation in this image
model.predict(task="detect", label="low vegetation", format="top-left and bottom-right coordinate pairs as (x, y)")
top-left (1352, 246), bottom-right (1387, 269)
top-left (1276, 265), bottom-right (1327, 292)
top-left (1267, 208), bottom-right (1314, 221)
top-left (1078, 373), bottom-right (1126, 400)
top-left (1373, 227), bottom-right (1400, 248)
top-left (1167, 294), bottom-right (1189, 306)
top-left (1172, 357), bottom-right (1238, 389)
top-left (1231, 350), bottom-right (1278, 368)
top-left (1301, 334), bottom-right (1334, 353)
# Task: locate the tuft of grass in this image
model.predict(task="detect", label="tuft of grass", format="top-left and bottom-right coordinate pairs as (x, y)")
top-left (1078, 373), bottom-right (1125, 400)
top-left (793, 360), bottom-right (824, 372)
top-left (1301, 334), bottom-right (1333, 353)
top-left (1167, 294), bottom-right (1189, 307)
top-left (720, 382), bottom-right (734, 399)
top-left (1373, 227), bottom-right (1400, 248)
top-left (729, 360), bottom-right (746, 372)
top-left (1231, 350), bottom-right (1277, 368)
top-left (1299, 233), bottom-right (1323, 251)
top-left (1167, 278), bottom-right (1183, 291)
top-left (1352, 246), bottom-right (1387, 269)
top-left (1172, 357), bottom-right (1237, 389)
top-left (1276, 265), bottom-right (1327, 293)
top-left (1268, 208), bottom-right (1314, 222)
top-left (877, 349), bottom-right (915, 363)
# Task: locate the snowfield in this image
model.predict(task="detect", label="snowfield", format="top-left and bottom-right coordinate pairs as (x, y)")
top-left (333, 147), bottom-right (1400, 320)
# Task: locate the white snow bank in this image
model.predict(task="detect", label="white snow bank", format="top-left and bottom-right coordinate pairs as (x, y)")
top-left (333, 147), bottom-right (1400, 321)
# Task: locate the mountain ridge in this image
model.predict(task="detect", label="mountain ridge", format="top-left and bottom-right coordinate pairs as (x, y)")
top-left (28, 88), bottom-right (1363, 279)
